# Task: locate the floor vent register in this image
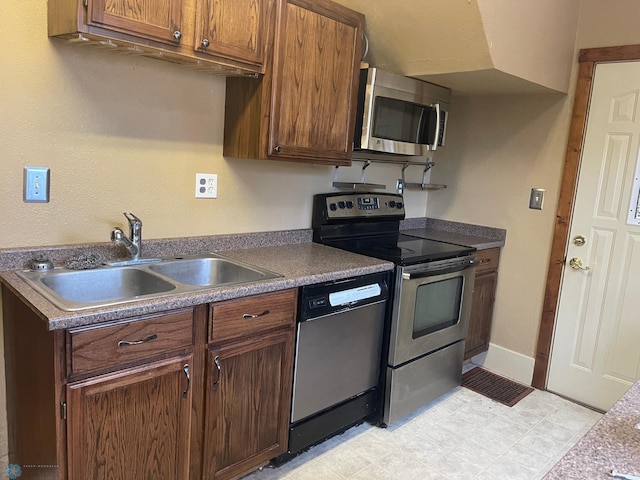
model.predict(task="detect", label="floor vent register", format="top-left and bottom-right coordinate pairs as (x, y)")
top-left (461, 367), bottom-right (534, 407)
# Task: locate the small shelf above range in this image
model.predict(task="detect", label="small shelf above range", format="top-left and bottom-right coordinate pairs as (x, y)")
top-left (331, 158), bottom-right (447, 193)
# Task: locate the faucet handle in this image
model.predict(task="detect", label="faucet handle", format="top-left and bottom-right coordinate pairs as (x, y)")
top-left (123, 212), bottom-right (142, 227)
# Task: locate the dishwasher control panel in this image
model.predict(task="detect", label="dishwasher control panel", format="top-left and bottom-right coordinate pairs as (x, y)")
top-left (299, 271), bottom-right (390, 321)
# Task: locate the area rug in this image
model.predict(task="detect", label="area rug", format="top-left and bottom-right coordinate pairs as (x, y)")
top-left (461, 367), bottom-right (534, 407)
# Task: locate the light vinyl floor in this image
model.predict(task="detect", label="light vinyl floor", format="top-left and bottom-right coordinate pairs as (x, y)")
top-left (243, 380), bottom-right (601, 480)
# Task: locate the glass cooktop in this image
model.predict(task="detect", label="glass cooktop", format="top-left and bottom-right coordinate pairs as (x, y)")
top-left (324, 234), bottom-right (476, 266)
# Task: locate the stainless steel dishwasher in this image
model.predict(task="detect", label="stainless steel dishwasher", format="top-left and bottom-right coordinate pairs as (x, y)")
top-left (283, 271), bottom-right (390, 459)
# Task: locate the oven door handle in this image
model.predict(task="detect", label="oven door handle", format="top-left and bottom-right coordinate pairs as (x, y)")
top-left (403, 259), bottom-right (476, 280)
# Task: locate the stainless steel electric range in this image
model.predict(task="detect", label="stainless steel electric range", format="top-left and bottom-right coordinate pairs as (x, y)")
top-left (312, 192), bottom-right (477, 426)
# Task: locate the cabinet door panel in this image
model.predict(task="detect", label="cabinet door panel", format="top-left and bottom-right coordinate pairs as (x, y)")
top-left (88, 0), bottom-right (183, 44)
top-left (195, 0), bottom-right (271, 66)
top-left (203, 330), bottom-right (294, 480)
top-left (465, 271), bottom-right (497, 360)
top-left (269, 0), bottom-right (363, 163)
top-left (67, 356), bottom-right (192, 480)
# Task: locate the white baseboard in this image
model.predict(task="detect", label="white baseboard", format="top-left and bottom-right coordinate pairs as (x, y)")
top-left (470, 343), bottom-right (535, 386)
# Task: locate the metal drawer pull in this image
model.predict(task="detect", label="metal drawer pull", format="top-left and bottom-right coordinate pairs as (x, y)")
top-left (212, 356), bottom-right (221, 389)
top-left (182, 364), bottom-right (190, 398)
top-left (242, 310), bottom-right (270, 319)
top-left (117, 333), bottom-right (158, 347)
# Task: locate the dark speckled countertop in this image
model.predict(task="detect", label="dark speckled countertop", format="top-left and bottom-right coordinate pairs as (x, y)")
top-left (0, 218), bottom-right (504, 331)
top-left (0, 232), bottom-right (393, 330)
top-left (544, 380), bottom-right (640, 479)
top-left (400, 218), bottom-right (506, 250)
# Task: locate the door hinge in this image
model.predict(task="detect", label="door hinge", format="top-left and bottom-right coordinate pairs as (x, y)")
top-left (60, 401), bottom-right (67, 420)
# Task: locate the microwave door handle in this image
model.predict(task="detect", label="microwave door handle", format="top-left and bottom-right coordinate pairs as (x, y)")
top-left (416, 108), bottom-right (426, 144)
top-left (431, 103), bottom-right (441, 151)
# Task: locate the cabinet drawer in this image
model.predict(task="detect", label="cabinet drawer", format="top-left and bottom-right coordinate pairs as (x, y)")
top-left (68, 309), bottom-right (194, 376)
top-left (475, 248), bottom-right (500, 274)
top-left (210, 289), bottom-right (296, 343)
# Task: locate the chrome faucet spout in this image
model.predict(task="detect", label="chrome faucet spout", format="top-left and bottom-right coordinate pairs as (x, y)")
top-left (110, 212), bottom-right (143, 262)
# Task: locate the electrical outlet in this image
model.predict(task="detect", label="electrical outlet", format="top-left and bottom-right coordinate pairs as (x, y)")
top-left (529, 188), bottom-right (545, 210)
top-left (24, 166), bottom-right (50, 203)
top-left (195, 173), bottom-right (217, 199)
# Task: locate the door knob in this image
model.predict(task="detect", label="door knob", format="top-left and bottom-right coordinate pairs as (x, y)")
top-left (568, 257), bottom-right (590, 270)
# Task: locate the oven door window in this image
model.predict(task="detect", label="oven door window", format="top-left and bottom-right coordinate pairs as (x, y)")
top-left (372, 96), bottom-right (437, 145)
top-left (413, 276), bottom-right (463, 339)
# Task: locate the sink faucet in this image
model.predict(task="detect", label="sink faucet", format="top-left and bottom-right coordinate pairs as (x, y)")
top-left (111, 212), bottom-right (143, 262)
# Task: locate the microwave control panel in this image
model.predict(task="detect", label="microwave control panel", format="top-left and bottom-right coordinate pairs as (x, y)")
top-left (319, 193), bottom-right (405, 220)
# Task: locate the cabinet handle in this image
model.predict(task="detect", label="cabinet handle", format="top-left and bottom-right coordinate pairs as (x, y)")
top-left (117, 333), bottom-right (158, 347)
top-left (182, 364), bottom-right (190, 398)
top-left (242, 310), bottom-right (270, 319)
top-left (201, 39), bottom-right (210, 49)
top-left (212, 356), bottom-right (221, 389)
top-left (173, 30), bottom-right (182, 41)
top-left (274, 145), bottom-right (281, 153)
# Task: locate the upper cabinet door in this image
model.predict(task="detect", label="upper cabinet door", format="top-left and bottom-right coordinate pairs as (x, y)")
top-left (268, 0), bottom-right (364, 164)
top-left (87, 0), bottom-right (184, 45)
top-left (194, 0), bottom-right (273, 69)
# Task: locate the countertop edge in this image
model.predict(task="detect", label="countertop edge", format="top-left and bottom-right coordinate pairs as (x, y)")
top-left (1, 243), bottom-right (394, 330)
top-left (543, 380), bottom-right (640, 479)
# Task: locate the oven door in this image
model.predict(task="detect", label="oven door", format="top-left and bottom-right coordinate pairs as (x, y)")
top-left (388, 256), bottom-right (476, 367)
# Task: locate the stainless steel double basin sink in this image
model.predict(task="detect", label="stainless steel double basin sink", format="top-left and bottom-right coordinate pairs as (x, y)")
top-left (17, 254), bottom-right (282, 311)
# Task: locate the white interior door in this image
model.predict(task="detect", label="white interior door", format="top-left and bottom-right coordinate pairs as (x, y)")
top-left (548, 61), bottom-right (640, 411)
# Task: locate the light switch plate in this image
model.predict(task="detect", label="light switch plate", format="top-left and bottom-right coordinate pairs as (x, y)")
top-left (23, 166), bottom-right (50, 203)
top-left (529, 188), bottom-right (545, 210)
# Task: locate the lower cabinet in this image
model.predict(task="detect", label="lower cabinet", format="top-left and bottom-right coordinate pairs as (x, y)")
top-left (465, 248), bottom-right (501, 360)
top-left (202, 329), bottom-right (294, 480)
top-left (202, 289), bottom-right (297, 480)
top-left (2, 287), bottom-right (297, 480)
top-left (66, 355), bottom-right (193, 480)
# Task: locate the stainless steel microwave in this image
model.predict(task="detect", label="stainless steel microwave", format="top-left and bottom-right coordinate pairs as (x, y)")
top-left (353, 68), bottom-right (451, 157)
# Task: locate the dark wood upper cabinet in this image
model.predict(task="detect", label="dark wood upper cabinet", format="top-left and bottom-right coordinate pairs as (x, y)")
top-left (48, 0), bottom-right (275, 73)
top-left (224, 0), bottom-right (365, 165)
top-left (86, 0), bottom-right (184, 45)
top-left (194, 0), bottom-right (273, 68)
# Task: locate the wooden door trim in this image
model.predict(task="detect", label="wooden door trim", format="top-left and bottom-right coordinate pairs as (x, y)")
top-left (533, 44), bottom-right (640, 389)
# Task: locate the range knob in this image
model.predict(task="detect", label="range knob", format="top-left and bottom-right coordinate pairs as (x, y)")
top-left (389, 201), bottom-right (396, 208)
top-left (338, 201), bottom-right (346, 209)
top-left (329, 203), bottom-right (337, 211)
top-left (346, 201), bottom-right (354, 209)
top-left (396, 202), bottom-right (404, 209)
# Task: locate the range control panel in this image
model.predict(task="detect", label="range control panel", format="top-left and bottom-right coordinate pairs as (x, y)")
top-left (321, 192), bottom-right (405, 220)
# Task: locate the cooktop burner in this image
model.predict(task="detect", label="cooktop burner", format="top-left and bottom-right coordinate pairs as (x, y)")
top-left (324, 234), bottom-right (475, 266)
top-left (312, 192), bottom-right (476, 266)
